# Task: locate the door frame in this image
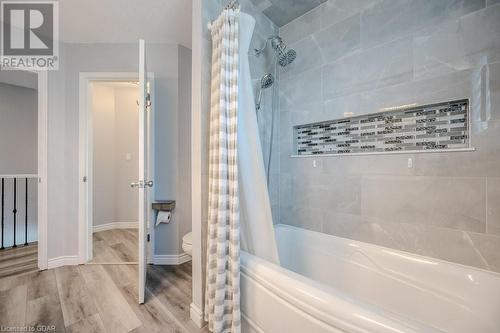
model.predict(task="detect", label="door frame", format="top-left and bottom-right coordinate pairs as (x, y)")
top-left (78, 72), bottom-right (155, 264)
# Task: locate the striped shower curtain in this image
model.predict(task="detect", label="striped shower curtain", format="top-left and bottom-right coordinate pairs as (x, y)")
top-left (205, 7), bottom-right (241, 333)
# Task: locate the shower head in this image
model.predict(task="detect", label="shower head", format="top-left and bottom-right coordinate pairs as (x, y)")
top-left (278, 49), bottom-right (297, 67)
top-left (270, 36), bottom-right (296, 67)
top-left (260, 73), bottom-right (274, 89)
top-left (256, 73), bottom-right (274, 111)
top-left (254, 35), bottom-right (297, 67)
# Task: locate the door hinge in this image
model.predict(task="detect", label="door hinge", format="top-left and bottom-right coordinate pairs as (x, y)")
top-left (147, 234), bottom-right (150, 242)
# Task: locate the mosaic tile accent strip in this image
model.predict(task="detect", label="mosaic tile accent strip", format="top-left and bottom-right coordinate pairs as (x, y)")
top-left (294, 99), bottom-right (469, 155)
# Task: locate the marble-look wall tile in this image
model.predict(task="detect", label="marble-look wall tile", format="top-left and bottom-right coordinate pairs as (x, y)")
top-left (262, 0), bottom-right (326, 27)
top-left (413, 121), bottom-right (500, 178)
top-left (321, 153), bottom-right (417, 177)
top-left (280, 6), bottom-right (322, 44)
top-left (361, 0), bottom-right (485, 49)
top-left (268, 0), bottom-right (500, 273)
top-left (487, 177), bottom-right (500, 235)
top-left (321, 216), bottom-right (492, 270)
top-left (468, 232), bottom-right (500, 272)
top-left (280, 68), bottom-right (322, 109)
top-left (321, 0), bottom-right (380, 28)
top-left (322, 37), bottom-right (413, 100)
top-left (361, 176), bottom-right (487, 233)
top-left (280, 36), bottom-right (324, 80)
top-left (313, 14), bottom-right (361, 64)
top-left (413, 5), bottom-right (500, 80)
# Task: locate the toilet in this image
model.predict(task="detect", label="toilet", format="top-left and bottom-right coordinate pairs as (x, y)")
top-left (182, 232), bottom-right (192, 256)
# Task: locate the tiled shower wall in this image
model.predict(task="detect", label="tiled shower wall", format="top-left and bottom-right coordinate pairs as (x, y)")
top-left (277, 0), bottom-right (500, 272)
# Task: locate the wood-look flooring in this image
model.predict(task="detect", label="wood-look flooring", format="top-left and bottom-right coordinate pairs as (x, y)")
top-left (0, 229), bottom-right (208, 333)
top-left (91, 229), bottom-right (138, 264)
top-left (0, 243), bottom-right (38, 278)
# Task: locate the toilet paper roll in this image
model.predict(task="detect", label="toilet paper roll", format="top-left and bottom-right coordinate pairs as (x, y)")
top-left (156, 211), bottom-right (171, 226)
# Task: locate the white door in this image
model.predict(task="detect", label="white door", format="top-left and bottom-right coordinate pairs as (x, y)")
top-left (137, 39), bottom-right (151, 304)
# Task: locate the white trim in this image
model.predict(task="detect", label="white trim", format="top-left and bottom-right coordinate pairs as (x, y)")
top-left (37, 70), bottom-right (49, 271)
top-left (191, 0), bottom-right (204, 323)
top-left (152, 253), bottom-right (192, 265)
top-left (290, 147), bottom-right (476, 158)
top-left (47, 255), bottom-right (80, 269)
top-left (190, 302), bottom-right (205, 328)
top-left (78, 72), bottom-right (155, 265)
top-left (92, 222), bottom-right (138, 233)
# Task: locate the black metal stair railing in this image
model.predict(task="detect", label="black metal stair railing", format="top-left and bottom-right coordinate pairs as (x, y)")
top-left (0, 176), bottom-right (36, 250)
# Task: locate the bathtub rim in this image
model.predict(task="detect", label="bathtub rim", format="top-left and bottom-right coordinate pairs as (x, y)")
top-left (241, 250), bottom-right (441, 333)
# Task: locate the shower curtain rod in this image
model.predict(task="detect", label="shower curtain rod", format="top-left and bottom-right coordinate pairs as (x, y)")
top-left (207, 0), bottom-right (240, 30)
top-left (224, 0), bottom-right (239, 10)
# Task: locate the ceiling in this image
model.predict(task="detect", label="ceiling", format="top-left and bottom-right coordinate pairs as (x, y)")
top-left (251, 0), bottom-right (326, 26)
top-left (58, 0), bottom-right (192, 47)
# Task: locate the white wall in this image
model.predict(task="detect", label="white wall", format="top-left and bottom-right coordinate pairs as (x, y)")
top-left (45, 42), bottom-right (191, 259)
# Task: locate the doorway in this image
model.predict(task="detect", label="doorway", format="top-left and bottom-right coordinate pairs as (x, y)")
top-left (89, 81), bottom-right (140, 264)
top-left (0, 69), bottom-right (48, 276)
top-left (79, 64), bottom-right (154, 303)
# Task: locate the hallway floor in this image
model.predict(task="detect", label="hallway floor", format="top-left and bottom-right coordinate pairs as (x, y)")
top-left (91, 229), bottom-right (138, 264)
top-left (0, 260), bottom-right (207, 332)
top-left (0, 243), bottom-right (38, 279)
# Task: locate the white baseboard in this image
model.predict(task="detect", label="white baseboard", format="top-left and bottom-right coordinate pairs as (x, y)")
top-left (93, 222), bottom-right (138, 233)
top-left (48, 255), bottom-right (80, 269)
top-left (153, 253), bottom-right (191, 265)
top-left (190, 303), bottom-right (205, 328)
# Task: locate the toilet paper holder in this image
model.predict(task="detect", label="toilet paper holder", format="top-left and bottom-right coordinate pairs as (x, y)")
top-left (152, 200), bottom-right (176, 212)
top-left (153, 200), bottom-right (176, 227)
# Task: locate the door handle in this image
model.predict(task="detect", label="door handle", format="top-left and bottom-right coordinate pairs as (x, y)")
top-left (130, 181), bottom-right (143, 188)
top-left (130, 180), bottom-right (153, 188)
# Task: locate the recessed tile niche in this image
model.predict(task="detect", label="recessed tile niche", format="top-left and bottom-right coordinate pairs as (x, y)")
top-left (294, 99), bottom-right (470, 156)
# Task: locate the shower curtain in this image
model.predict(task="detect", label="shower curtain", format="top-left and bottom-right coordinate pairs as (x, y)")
top-left (205, 7), bottom-right (241, 333)
top-left (237, 13), bottom-right (279, 265)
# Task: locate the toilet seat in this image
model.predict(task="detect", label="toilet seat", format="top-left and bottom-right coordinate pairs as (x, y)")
top-left (182, 232), bottom-right (192, 256)
top-left (182, 232), bottom-right (192, 245)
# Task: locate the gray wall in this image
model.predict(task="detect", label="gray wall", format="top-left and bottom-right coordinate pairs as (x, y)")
top-left (46, 42), bottom-right (191, 259)
top-left (177, 45), bottom-right (193, 251)
top-left (92, 84), bottom-right (116, 227)
top-left (276, 0), bottom-right (500, 272)
top-left (0, 83), bottom-right (38, 174)
top-left (92, 84), bottom-right (139, 227)
top-left (113, 86), bottom-right (140, 223)
top-left (0, 82), bottom-right (38, 247)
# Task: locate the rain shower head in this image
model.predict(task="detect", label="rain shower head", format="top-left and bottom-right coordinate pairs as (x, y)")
top-left (278, 49), bottom-right (297, 67)
top-left (254, 35), bottom-right (297, 67)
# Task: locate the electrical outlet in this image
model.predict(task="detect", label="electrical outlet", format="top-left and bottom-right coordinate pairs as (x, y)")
top-left (408, 157), bottom-right (413, 169)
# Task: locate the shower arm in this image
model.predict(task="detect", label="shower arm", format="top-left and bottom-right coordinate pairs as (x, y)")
top-left (254, 36), bottom-right (278, 56)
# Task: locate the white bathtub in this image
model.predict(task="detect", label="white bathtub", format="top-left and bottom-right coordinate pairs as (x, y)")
top-left (240, 224), bottom-right (500, 333)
